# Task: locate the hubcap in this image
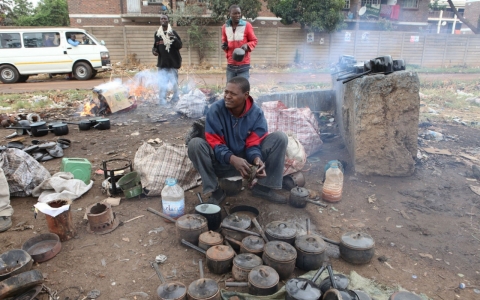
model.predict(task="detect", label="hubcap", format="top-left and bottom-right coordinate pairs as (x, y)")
top-left (76, 66), bottom-right (87, 78)
top-left (1, 69), bottom-right (14, 80)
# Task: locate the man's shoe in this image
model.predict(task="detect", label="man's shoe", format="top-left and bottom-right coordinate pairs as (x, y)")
top-left (252, 185), bottom-right (287, 204)
top-left (207, 189), bottom-right (226, 206)
top-left (0, 216), bottom-right (12, 232)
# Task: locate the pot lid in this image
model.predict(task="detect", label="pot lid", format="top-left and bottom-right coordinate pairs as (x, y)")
top-left (187, 278), bottom-right (219, 299)
top-left (222, 213), bottom-right (251, 230)
top-left (157, 282), bottom-right (186, 299)
top-left (30, 121), bottom-right (46, 127)
top-left (242, 235), bottom-right (265, 252)
top-left (389, 291), bottom-right (422, 300)
top-left (176, 214), bottom-right (207, 230)
top-left (340, 232), bottom-right (375, 250)
top-left (295, 235), bottom-right (327, 253)
top-left (96, 118), bottom-right (110, 122)
top-left (353, 290), bottom-right (372, 300)
top-left (199, 231), bottom-right (223, 245)
top-left (265, 221), bottom-right (297, 239)
top-left (285, 278), bottom-right (322, 300)
top-left (248, 266), bottom-right (279, 288)
top-left (290, 187), bottom-right (309, 197)
top-left (319, 274), bottom-right (350, 294)
top-left (264, 241), bottom-right (297, 261)
top-left (233, 253), bottom-right (263, 269)
top-left (206, 245), bottom-right (235, 261)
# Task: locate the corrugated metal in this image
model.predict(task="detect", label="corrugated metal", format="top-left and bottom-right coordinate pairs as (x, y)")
top-left (127, 0), bottom-right (141, 13)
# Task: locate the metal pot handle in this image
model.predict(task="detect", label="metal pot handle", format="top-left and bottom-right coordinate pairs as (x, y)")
top-left (221, 224), bottom-right (260, 237)
top-left (147, 207), bottom-right (177, 223)
top-left (225, 282), bottom-right (248, 287)
top-left (259, 268), bottom-right (270, 278)
top-left (198, 259), bottom-right (204, 279)
top-left (252, 218), bottom-right (269, 243)
top-left (306, 218), bottom-right (310, 235)
top-left (326, 264), bottom-right (338, 289)
top-left (150, 261), bottom-right (166, 284)
top-left (181, 239), bottom-right (206, 255)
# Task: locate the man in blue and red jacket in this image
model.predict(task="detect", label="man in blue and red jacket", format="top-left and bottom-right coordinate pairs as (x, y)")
top-left (188, 77), bottom-right (288, 205)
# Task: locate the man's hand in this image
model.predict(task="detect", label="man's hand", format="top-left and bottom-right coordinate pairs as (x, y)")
top-left (230, 155), bottom-right (252, 179)
top-left (152, 47), bottom-right (159, 56)
top-left (240, 44), bottom-right (249, 51)
top-left (221, 42), bottom-right (228, 51)
top-left (253, 157), bottom-right (266, 178)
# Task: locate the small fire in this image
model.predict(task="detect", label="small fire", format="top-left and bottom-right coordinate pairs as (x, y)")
top-left (80, 101), bottom-right (98, 116)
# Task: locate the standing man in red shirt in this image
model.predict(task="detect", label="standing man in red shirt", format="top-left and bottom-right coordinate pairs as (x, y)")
top-left (221, 5), bottom-right (258, 82)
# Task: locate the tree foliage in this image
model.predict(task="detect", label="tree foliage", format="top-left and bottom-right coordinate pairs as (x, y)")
top-left (10, 0), bottom-right (33, 25)
top-left (0, 0), bottom-right (13, 25)
top-left (10, 0), bottom-right (69, 26)
top-left (266, 0), bottom-right (345, 32)
top-left (208, 0), bottom-right (262, 22)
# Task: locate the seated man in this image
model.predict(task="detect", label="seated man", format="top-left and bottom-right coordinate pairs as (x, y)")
top-left (43, 34), bottom-right (55, 47)
top-left (188, 76), bottom-right (288, 205)
top-left (67, 34), bottom-right (80, 46)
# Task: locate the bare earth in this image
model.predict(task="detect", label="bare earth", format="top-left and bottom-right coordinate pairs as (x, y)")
top-left (0, 73), bottom-right (479, 300)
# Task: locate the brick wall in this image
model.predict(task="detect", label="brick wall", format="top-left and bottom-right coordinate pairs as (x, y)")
top-left (67, 0), bottom-right (121, 14)
top-left (463, 1), bottom-right (480, 32)
top-left (346, 0), bottom-right (429, 22)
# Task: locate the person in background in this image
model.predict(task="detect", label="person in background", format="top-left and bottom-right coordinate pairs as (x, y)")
top-left (67, 34), bottom-right (80, 47)
top-left (221, 5), bottom-right (258, 82)
top-left (0, 168), bottom-right (12, 233)
top-left (188, 76), bottom-right (288, 205)
top-left (152, 14), bottom-right (182, 104)
top-left (44, 34), bottom-right (55, 47)
top-left (82, 35), bottom-right (91, 45)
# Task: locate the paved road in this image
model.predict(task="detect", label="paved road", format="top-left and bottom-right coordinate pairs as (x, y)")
top-left (1, 72), bottom-right (478, 94)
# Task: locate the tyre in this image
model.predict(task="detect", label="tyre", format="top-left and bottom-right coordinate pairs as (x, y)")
top-left (18, 75), bottom-right (29, 83)
top-left (90, 70), bottom-right (98, 79)
top-left (73, 62), bottom-right (92, 81)
top-left (0, 65), bottom-right (20, 84)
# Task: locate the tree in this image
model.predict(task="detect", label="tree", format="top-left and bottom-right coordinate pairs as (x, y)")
top-left (266, 0), bottom-right (345, 32)
top-left (208, 0), bottom-right (262, 21)
top-left (446, 0), bottom-right (478, 34)
top-left (14, 0), bottom-right (69, 26)
top-left (0, 0), bottom-right (13, 25)
top-left (11, 0), bottom-right (33, 25)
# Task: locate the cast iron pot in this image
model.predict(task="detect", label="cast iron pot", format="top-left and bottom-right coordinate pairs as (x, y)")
top-left (7, 120), bottom-right (32, 136)
top-left (195, 193), bottom-right (222, 231)
top-left (147, 208), bottom-right (208, 244)
top-left (198, 231), bottom-right (223, 251)
top-left (262, 240), bottom-right (297, 280)
top-left (265, 221), bottom-right (297, 245)
top-left (65, 120), bottom-right (91, 131)
top-left (151, 261), bottom-right (187, 300)
top-left (282, 171), bottom-right (306, 190)
top-left (9, 121), bottom-right (48, 137)
top-left (295, 218), bottom-right (327, 271)
top-left (232, 253), bottom-right (263, 282)
top-left (393, 59), bottom-right (406, 71)
top-left (182, 239), bottom-right (235, 275)
top-left (225, 265), bottom-right (279, 296)
top-left (232, 48), bottom-right (245, 62)
top-left (321, 232), bottom-right (375, 265)
top-left (221, 212), bottom-right (252, 241)
top-left (285, 264), bottom-right (326, 300)
top-left (322, 265), bottom-right (361, 300)
top-left (187, 260), bottom-right (220, 300)
top-left (37, 123), bottom-right (69, 136)
top-left (225, 235), bottom-right (265, 257)
top-left (290, 187), bottom-right (328, 209)
top-left (319, 274), bottom-right (350, 294)
top-left (342, 55), bottom-right (394, 84)
top-left (92, 118), bottom-right (110, 130)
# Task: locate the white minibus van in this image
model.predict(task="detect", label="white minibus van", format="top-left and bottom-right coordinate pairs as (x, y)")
top-left (0, 28), bottom-right (111, 83)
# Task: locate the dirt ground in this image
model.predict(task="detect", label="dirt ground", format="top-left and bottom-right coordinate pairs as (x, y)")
top-left (1, 73), bottom-right (480, 300)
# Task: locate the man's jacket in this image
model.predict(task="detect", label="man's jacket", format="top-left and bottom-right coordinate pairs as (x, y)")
top-left (221, 19), bottom-right (258, 66)
top-left (153, 30), bottom-right (182, 69)
top-left (205, 97), bottom-right (267, 165)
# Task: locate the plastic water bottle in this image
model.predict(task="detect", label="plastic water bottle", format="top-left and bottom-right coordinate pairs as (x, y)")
top-left (161, 178), bottom-right (185, 220)
top-left (322, 162), bottom-right (343, 202)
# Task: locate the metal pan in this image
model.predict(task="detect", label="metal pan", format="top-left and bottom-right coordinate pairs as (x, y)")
top-left (0, 270), bottom-right (44, 299)
top-left (0, 249), bottom-right (33, 281)
top-left (21, 233), bottom-right (62, 263)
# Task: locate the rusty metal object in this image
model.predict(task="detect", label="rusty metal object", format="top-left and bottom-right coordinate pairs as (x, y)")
top-left (282, 171), bottom-right (306, 190)
top-left (262, 241), bottom-right (297, 280)
top-left (221, 213), bottom-right (253, 241)
top-left (21, 233), bottom-right (62, 263)
top-left (232, 253), bottom-right (263, 282)
top-left (0, 250), bottom-right (33, 281)
top-left (198, 231), bottom-right (223, 251)
top-left (240, 235), bottom-right (265, 256)
top-left (45, 200), bottom-right (76, 242)
top-left (86, 203), bottom-right (120, 234)
top-left (176, 214), bottom-right (208, 244)
top-left (205, 245), bottom-right (235, 274)
top-left (265, 221), bottom-right (297, 245)
top-left (0, 270), bottom-right (44, 299)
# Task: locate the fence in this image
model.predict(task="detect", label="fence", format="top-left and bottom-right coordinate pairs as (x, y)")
top-left (84, 26), bottom-right (480, 68)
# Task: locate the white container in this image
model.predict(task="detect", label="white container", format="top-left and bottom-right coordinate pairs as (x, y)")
top-left (322, 163), bottom-right (343, 202)
top-left (161, 178), bottom-right (185, 220)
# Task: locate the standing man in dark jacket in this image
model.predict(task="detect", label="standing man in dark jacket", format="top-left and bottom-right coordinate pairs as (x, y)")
top-left (188, 76), bottom-right (288, 205)
top-left (152, 14), bottom-right (182, 104)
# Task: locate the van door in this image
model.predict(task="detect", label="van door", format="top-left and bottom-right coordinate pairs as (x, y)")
top-left (20, 31), bottom-right (71, 74)
top-left (64, 31), bottom-right (102, 69)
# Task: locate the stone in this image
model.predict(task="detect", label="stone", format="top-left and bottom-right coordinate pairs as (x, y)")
top-left (334, 71), bottom-right (420, 176)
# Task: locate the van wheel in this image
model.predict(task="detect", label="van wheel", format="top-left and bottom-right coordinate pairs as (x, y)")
top-left (73, 62), bottom-right (92, 81)
top-left (0, 65), bottom-right (20, 84)
top-left (90, 70), bottom-right (98, 79)
top-left (18, 75), bottom-right (29, 83)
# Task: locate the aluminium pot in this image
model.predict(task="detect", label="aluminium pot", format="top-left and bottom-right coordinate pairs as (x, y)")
top-left (262, 240), bottom-right (297, 280)
top-left (10, 121), bottom-right (48, 137)
top-left (225, 266), bottom-right (279, 296)
top-left (92, 118), bottom-right (110, 130)
top-left (221, 213), bottom-right (252, 241)
top-left (232, 253), bottom-right (263, 282)
top-left (295, 218), bottom-right (327, 271)
top-left (285, 264), bottom-right (326, 300)
top-left (289, 187), bottom-right (310, 208)
top-left (198, 231), bottom-right (223, 251)
top-left (151, 261), bottom-right (187, 300)
top-left (195, 193), bottom-right (222, 231)
top-left (187, 260), bottom-right (220, 300)
top-left (322, 232), bottom-right (375, 265)
top-left (182, 240), bottom-right (235, 275)
top-left (265, 221), bottom-right (297, 245)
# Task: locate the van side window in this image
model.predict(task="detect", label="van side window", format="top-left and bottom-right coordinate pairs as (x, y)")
top-left (0, 33), bottom-right (22, 49)
top-left (24, 32), bottom-right (60, 48)
top-left (66, 32), bottom-right (95, 46)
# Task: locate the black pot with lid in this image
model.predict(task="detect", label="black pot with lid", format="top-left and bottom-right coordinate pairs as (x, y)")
top-left (248, 265), bottom-right (279, 295)
top-left (221, 213), bottom-right (251, 241)
top-left (241, 235), bottom-right (265, 255)
top-left (285, 265), bottom-right (326, 300)
top-left (265, 221), bottom-right (297, 244)
top-left (340, 232), bottom-right (375, 264)
top-left (187, 260), bottom-right (220, 300)
top-left (232, 253), bottom-right (263, 281)
top-left (319, 274), bottom-right (350, 294)
top-left (262, 240), bottom-right (297, 280)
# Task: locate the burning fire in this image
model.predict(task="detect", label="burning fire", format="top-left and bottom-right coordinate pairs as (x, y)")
top-left (80, 101), bottom-right (98, 116)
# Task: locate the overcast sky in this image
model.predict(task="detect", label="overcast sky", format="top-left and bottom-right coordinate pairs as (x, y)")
top-left (28, 0), bottom-right (40, 7)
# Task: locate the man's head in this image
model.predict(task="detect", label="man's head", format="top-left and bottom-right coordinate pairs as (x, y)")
top-left (224, 76), bottom-right (250, 112)
top-left (160, 14), bottom-right (169, 28)
top-left (70, 34), bottom-right (76, 40)
top-left (229, 5), bottom-right (241, 24)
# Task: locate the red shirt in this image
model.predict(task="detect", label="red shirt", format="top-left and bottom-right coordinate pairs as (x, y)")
top-left (221, 19), bottom-right (258, 66)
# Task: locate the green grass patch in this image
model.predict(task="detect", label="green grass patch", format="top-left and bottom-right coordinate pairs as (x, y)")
top-left (0, 89), bottom-right (92, 112)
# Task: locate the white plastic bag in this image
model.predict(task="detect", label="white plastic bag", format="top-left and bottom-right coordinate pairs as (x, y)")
top-left (175, 89), bottom-right (206, 119)
top-left (284, 134), bottom-right (307, 175)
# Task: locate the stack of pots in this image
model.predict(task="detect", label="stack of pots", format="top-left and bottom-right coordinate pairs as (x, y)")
top-left (295, 219), bottom-right (327, 271)
top-left (198, 231), bottom-right (224, 251)
top-left (262, 240), bottom-right (297, 280)
top-left (221, 213), bottom-right (252, 241)
top-left (232, 253), bottom-right (263, 281)
top-left (265, 221), bottom-right (297, 245)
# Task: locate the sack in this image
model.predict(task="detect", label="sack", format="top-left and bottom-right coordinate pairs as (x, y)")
top-left (134, 142), bottom-right (201, 196)
top-left (175, 89), bottom-right (206, 119)
top-left (262, 101), bottom-right (323, 156)
top-left (284, 134), bottom-right (307, 176)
